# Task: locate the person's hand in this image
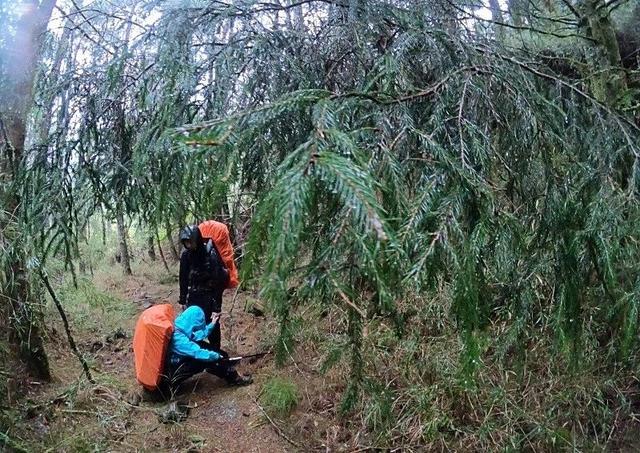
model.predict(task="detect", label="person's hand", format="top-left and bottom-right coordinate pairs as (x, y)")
top-left (211, 312), bottom-right (221, 324)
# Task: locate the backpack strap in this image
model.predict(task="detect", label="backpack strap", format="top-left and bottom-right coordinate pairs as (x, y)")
top-left (206, 239), bottom-right (224, 266)
top-left (205, 239), bottom-right (229, 287)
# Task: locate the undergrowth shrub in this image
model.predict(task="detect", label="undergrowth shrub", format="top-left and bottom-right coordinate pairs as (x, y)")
top-left (260, 376), bottom-right (299, 418)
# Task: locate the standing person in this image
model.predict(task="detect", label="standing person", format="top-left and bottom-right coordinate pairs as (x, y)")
top-left (178, 221), bottom-right (238, 352)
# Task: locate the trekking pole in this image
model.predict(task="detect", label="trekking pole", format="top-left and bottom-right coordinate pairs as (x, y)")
top-left (219, 351), bottom-right (271, 365)
top-left (226, 283), bottom-right (243, 342)
top-left (228, 283), bottom-right (243, 318)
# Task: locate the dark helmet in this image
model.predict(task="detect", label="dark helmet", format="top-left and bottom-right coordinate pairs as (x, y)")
top-left (179, 225), bottom-right (203, 249)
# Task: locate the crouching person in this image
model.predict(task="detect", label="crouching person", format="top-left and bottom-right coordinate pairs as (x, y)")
top-left (160, 306), bottom-right (251, 395)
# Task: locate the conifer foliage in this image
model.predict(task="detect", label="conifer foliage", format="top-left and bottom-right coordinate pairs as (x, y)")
top-left (2, 0), bottom-right (640, 449)
top-left (181, 0), bottom-right (640, 372)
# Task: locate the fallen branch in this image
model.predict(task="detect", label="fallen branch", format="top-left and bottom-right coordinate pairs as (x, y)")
top-left (39, 269), bottom-right (95, 384)
top-left (254, 399), bottom-right (301, 448)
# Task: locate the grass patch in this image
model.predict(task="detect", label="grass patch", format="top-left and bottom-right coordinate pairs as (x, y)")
top-left (48, 277), bottom-right (135, 335)
top-left (156, 272), bottom-right (178, 285)
top-left (260, 376), bottom-right (299, 418)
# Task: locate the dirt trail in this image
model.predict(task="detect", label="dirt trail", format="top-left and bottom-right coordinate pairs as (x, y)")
top-left (29, 267), bottom-right (296, 453)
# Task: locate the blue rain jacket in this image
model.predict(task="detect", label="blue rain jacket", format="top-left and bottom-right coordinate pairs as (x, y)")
top-left (168, 306), bottom-right (221, 364)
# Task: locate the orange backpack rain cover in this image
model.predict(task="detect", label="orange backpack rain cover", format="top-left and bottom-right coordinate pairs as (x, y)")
top-left (133, 304), bottom-right (176, 390)
top-left (198, 220), bottom-right (240, 288)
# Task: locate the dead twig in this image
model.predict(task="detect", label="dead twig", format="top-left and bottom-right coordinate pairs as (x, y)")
top-left (254, 399), bottom-right (301, 448)
top-left (329, 276), bottom-right (366, 319)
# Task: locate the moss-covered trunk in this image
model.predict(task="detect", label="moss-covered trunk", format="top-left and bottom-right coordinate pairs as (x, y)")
top-left (0, 0), bottom-right (57, 381)
top-left (580, 0), bottom-right (627, 104)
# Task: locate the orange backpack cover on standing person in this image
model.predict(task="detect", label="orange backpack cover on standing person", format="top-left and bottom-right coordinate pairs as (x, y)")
top-left (133, 304), bottom-right (176, 390)
top-left (198, 220), bottom-right (240, 288)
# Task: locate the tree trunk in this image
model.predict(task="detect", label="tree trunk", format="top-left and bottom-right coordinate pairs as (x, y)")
top-left (116, 209), bottom-right (132, 275)
top-left (348, 0), bottom-right (359, 22)
top-left (489, 0), bottom-right (505, 40)
top-left (508, 0), bottom-right (529, 26)
top-left (579, 0), bottom-right (627, 104)
top-left (285, 2), bottom-right (294, 28)
top-left (294, 1), bottom-right (304, 30)
top-left (101, 205), bottom-right (107, 245)
top-left (32, 10), bottom-right (73, 148)
top-left (489, 0), bottom-right (503, 21)
top-left (0, 0), bottom-right (57, 380)
top-left (7, 262), bottom-right (51, 380)
top-left (111, 17), bottom-right (134, 275)
top-left (165, 220), bottom-right (179, 261)
top-left (147, 235), bottom-right (157, 261)
top-left (156, 231), bottom-right (171, 273)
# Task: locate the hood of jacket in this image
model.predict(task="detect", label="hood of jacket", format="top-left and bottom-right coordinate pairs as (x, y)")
top-left (179, 224), bottom-right (205, 252)
top-left (174, 306), bottom-right (208, 340)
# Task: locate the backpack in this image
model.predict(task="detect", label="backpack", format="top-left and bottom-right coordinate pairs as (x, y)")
top-left (198, 220), bottom-right (240, 288)
top-left (189, 239), bottom-right (229, 289)
top-left (133, 304), bottom-right (176, 390)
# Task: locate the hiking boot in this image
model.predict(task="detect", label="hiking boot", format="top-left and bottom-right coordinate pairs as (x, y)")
top-left (229, 374), bottom-right (253, 386)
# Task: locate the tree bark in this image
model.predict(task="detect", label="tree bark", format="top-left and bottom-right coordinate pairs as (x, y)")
top-left (0, 0), bottom-right (57, 380)
top-left (32, 9), bottom-right (73, 148)
top-left (156, 231), bottom-right (171, 273)
top-left (294, 1), bottom-right (304, 30)
top-left (110, 16), bottom-right (134, 276)
top-left (116, 209), bottom-right (132, 275)
top-left (489, 0), bottom-right (505, 40)
top-left (147, 235), bottom-right (157, 261)
top-left (165, 220), bottom-right (179, 261)
top-left (508, 0), bottom-right (529, 26)
top-left (348, 0), bottom-right (359, 22)
top-left (579, 0), bottom-right (627, 104)
top-left (6, 263), bottom-right (51, 380)
top-left (101, 205), bottom-right (107, 245)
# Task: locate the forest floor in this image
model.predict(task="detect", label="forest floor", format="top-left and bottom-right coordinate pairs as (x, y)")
top-left (12, 258), bottom-right (318, 453)
top-left (9, 254), bottom-right (640, 452)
